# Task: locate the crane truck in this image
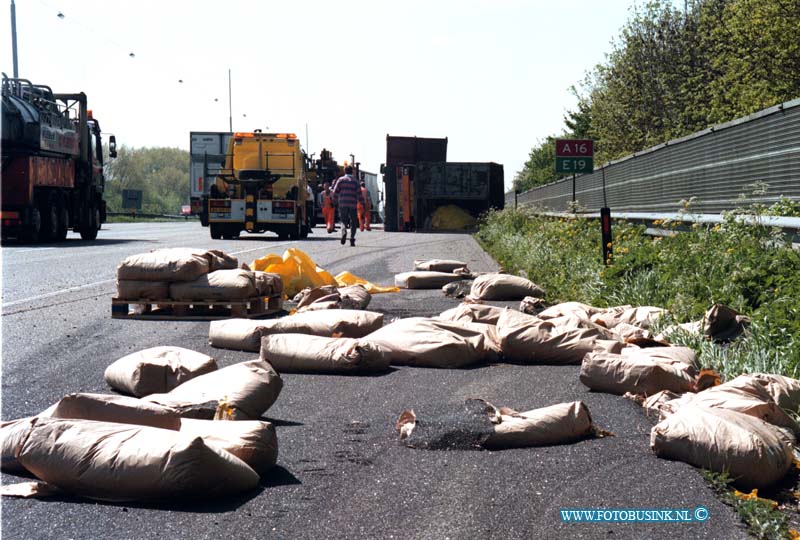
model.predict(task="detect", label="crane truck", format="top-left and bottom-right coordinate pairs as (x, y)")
top-left (203, 131), bottom-right (313, 240)
top-left (1, 75), bottom-right (115, 242)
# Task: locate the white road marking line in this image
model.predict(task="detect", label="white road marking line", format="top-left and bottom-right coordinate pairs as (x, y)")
top-left (1, 278), bottom-right (115, 309)
top-left (229, 242), bottom-right (295, 256)
top-left (4, 247), bottom-right (57, 253)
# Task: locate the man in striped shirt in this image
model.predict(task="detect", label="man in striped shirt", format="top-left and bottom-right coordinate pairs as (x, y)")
top-left (332, 166), bottom-right (364, 246)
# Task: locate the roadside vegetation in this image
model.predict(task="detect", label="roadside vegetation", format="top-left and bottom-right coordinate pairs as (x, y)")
top-left (476, 202), bottom-right (800, 379)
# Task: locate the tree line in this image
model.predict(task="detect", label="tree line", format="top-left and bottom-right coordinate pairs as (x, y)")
top-left (514, 0), bottom-right (800, 193)
top-left (103, 146), bottom-right (189, 215)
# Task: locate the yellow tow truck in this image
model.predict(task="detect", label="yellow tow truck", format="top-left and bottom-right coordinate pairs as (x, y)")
top-left (205, 130), bottom-right (313, 240)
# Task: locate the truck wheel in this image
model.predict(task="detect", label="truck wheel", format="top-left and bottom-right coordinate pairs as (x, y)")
top-left (20, 207), bottom-right (41, 243)
top-left (55, 193), bottom-right (69, 241)
top-left (39, 194), bottom-right (59, 242)
top-left (80, 206), bottom-right (99, 240)
top-left (210, 223), bottom-right (223, 240)
top-left (289, 214), bottom-right (301, 240)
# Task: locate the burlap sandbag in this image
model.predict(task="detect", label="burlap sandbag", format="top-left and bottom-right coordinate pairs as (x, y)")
top-left (169, 269), bottom-right (280, 301)
top-left (469, 273), bottom-right (545, 301)
top-left (395, 271), bottom-right (463, 289)
top-left (620, 346), bottom-right (698, 369)
top-left (39, 393), bottom-right (182, 430)
top-left (413, 259), bottom-right (468, 273)
top-left (260, 334), bottom-right (390, 374)
top-left (484, 401), bottom-right (594, 449)
top-left (749, 374), bottom-right (800, 413)
top-left (339, 285), bottom-right (371, 310)
top-left (104, 346), bottom-right (218, 397)
top-left (591, 306), bottom-right (665, 330)
top-left (580, 351), bottom-right (696, 396)
top-left (144, 360), bottom-right (282, 420)
top-left (364, 317), bottom-right (491, 368)
top-left (660, 376), bottom-right (800, 434)
top-left (438, 304), bottom-right (507, 325)
top-left (537, 302), bottom-right (602, 321)
top-left (496, 310), bottom-right (615, 365)
top-left (117, 248), bottom-right (213, 282)
top-left (209, 310), bottom-right (385, 352)
top-left (115, 280), bottom-right (171, 300)
top-left (1, 418), bottom-right (35, 472)
top-left (179, 419), bottom-right (278, 475)
top-left (650, 405), bottom-right (795, 489)
top-left (17, 418), bottom-right (259, 501)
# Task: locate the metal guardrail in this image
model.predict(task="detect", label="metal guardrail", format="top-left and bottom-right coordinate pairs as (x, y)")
top-left (509, 98), bottom-right (800, 214)
top-left (108, 212), bottom-right (198, 220)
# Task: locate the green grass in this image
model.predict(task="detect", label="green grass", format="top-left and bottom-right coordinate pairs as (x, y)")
top-left (475, 205), bottom-right (800, 377)
top-left (702, 471), bottom-right (794, 540)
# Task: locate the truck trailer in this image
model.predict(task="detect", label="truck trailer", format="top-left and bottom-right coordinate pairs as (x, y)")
top-left (1, 75), bottom-right (115, 242)
top-left (381, 135), bottom-right (448, 231)
top-left (189, 131), bottom-right (233, 226)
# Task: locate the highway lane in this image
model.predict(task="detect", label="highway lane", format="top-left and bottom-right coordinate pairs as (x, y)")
top-left (1, 222), bottom-right (747, 539)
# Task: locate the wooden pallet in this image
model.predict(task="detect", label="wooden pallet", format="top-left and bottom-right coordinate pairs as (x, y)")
top-left (111, 294), bottom-right (283, 320)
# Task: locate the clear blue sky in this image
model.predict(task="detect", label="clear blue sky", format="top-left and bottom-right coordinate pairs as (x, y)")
top-left (2, 0), bottom-right (638, 190)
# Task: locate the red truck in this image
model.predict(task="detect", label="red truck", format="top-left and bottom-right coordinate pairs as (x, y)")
top-left (1, 75), bottom-right (115, 242)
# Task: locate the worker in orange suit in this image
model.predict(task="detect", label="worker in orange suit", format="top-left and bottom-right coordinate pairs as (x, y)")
top-left (357, 181), bottom-right (372, 231)
top-left (320, 181), bottom-right (335, 233)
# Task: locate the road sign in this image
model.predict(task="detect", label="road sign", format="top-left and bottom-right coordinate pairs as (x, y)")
top-left (555, 139), bottom-right (594, 174)
top-left (122, 189), bottom-right (143, 210)
top-left (556, 157), bottom-right (594, 174)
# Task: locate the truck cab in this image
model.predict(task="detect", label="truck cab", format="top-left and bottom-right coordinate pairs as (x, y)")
top-left (205, 131), bottom-right (312, 240)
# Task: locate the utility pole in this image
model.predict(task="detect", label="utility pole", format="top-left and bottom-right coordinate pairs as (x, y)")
top-left (228, 69), bottom-right (233, 132)
top-left (11, 0), bottom-right (19, 77)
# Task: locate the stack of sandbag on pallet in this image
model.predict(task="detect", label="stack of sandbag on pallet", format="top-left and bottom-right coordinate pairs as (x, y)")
top-left (209, 309), bottom-right (385, 352)
top-left (115, 248), bottom-right (282, 301)
top-left (394, 259), bottom-right (473, 290)
top-left (395, 399), bottom-right (602, 450)
top-left (292, 284), bottom-right (371, 312)
top-left (646, 373), bottom-right (800, 489)
top-left (364, 317), bottom-right (500, 369)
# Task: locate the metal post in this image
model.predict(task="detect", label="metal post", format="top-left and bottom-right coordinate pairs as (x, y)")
top-left (228, 69), bottom-right (232, 132)
top-left (572, 173), bottom-right (576, 212)
top-left (11, 0), bottom-right (19, 78)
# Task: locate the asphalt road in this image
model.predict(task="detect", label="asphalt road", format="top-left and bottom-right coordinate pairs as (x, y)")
top-left (1, 222), bottom-right (748, 539)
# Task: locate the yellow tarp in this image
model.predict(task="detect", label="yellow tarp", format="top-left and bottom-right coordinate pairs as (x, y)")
top-left (335, 271), bottom-right (400, 294)
top-left (251, 248), bottom-right (399, 297)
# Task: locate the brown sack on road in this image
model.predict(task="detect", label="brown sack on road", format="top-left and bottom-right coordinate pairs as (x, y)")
top-left (209, 310), bottom-right (385, 352)
top-left (17, 418), bottom-right (259, 501)
top-left (144, 360), bottom-right (282, 420)
top-left (484, 401), bottom-right (596, 449)
top-left (580, 351), bottom-right (696, 396)
top-left (179, 419), bottom-right (278, 476)
top-left (413, 259), bottom-right (468, 273)
top-left (40, 393), bottom-right (182, 430)
top-left (364, 317), bottom-right (492, 369)
top-left (1, 418), bottom-right (36, 472)
top-left (650, 405), bottom-right (795, 490)
top-left (591, 306), bottom-right (665, 330)
top-left (468, 273), bottom-right (545, 301)
top-left (496, 310), bottom-right (616, 365)
top-left (395, 271), bottom-right (464, 289)
top-left (104, 346), bottom-right (218, 397)
top-left (749, 374), bottom-right (800, 413)
top-left (261, 334), bottom-right (390, 374)
top-left (438, 303), bottom-right (508, 326)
